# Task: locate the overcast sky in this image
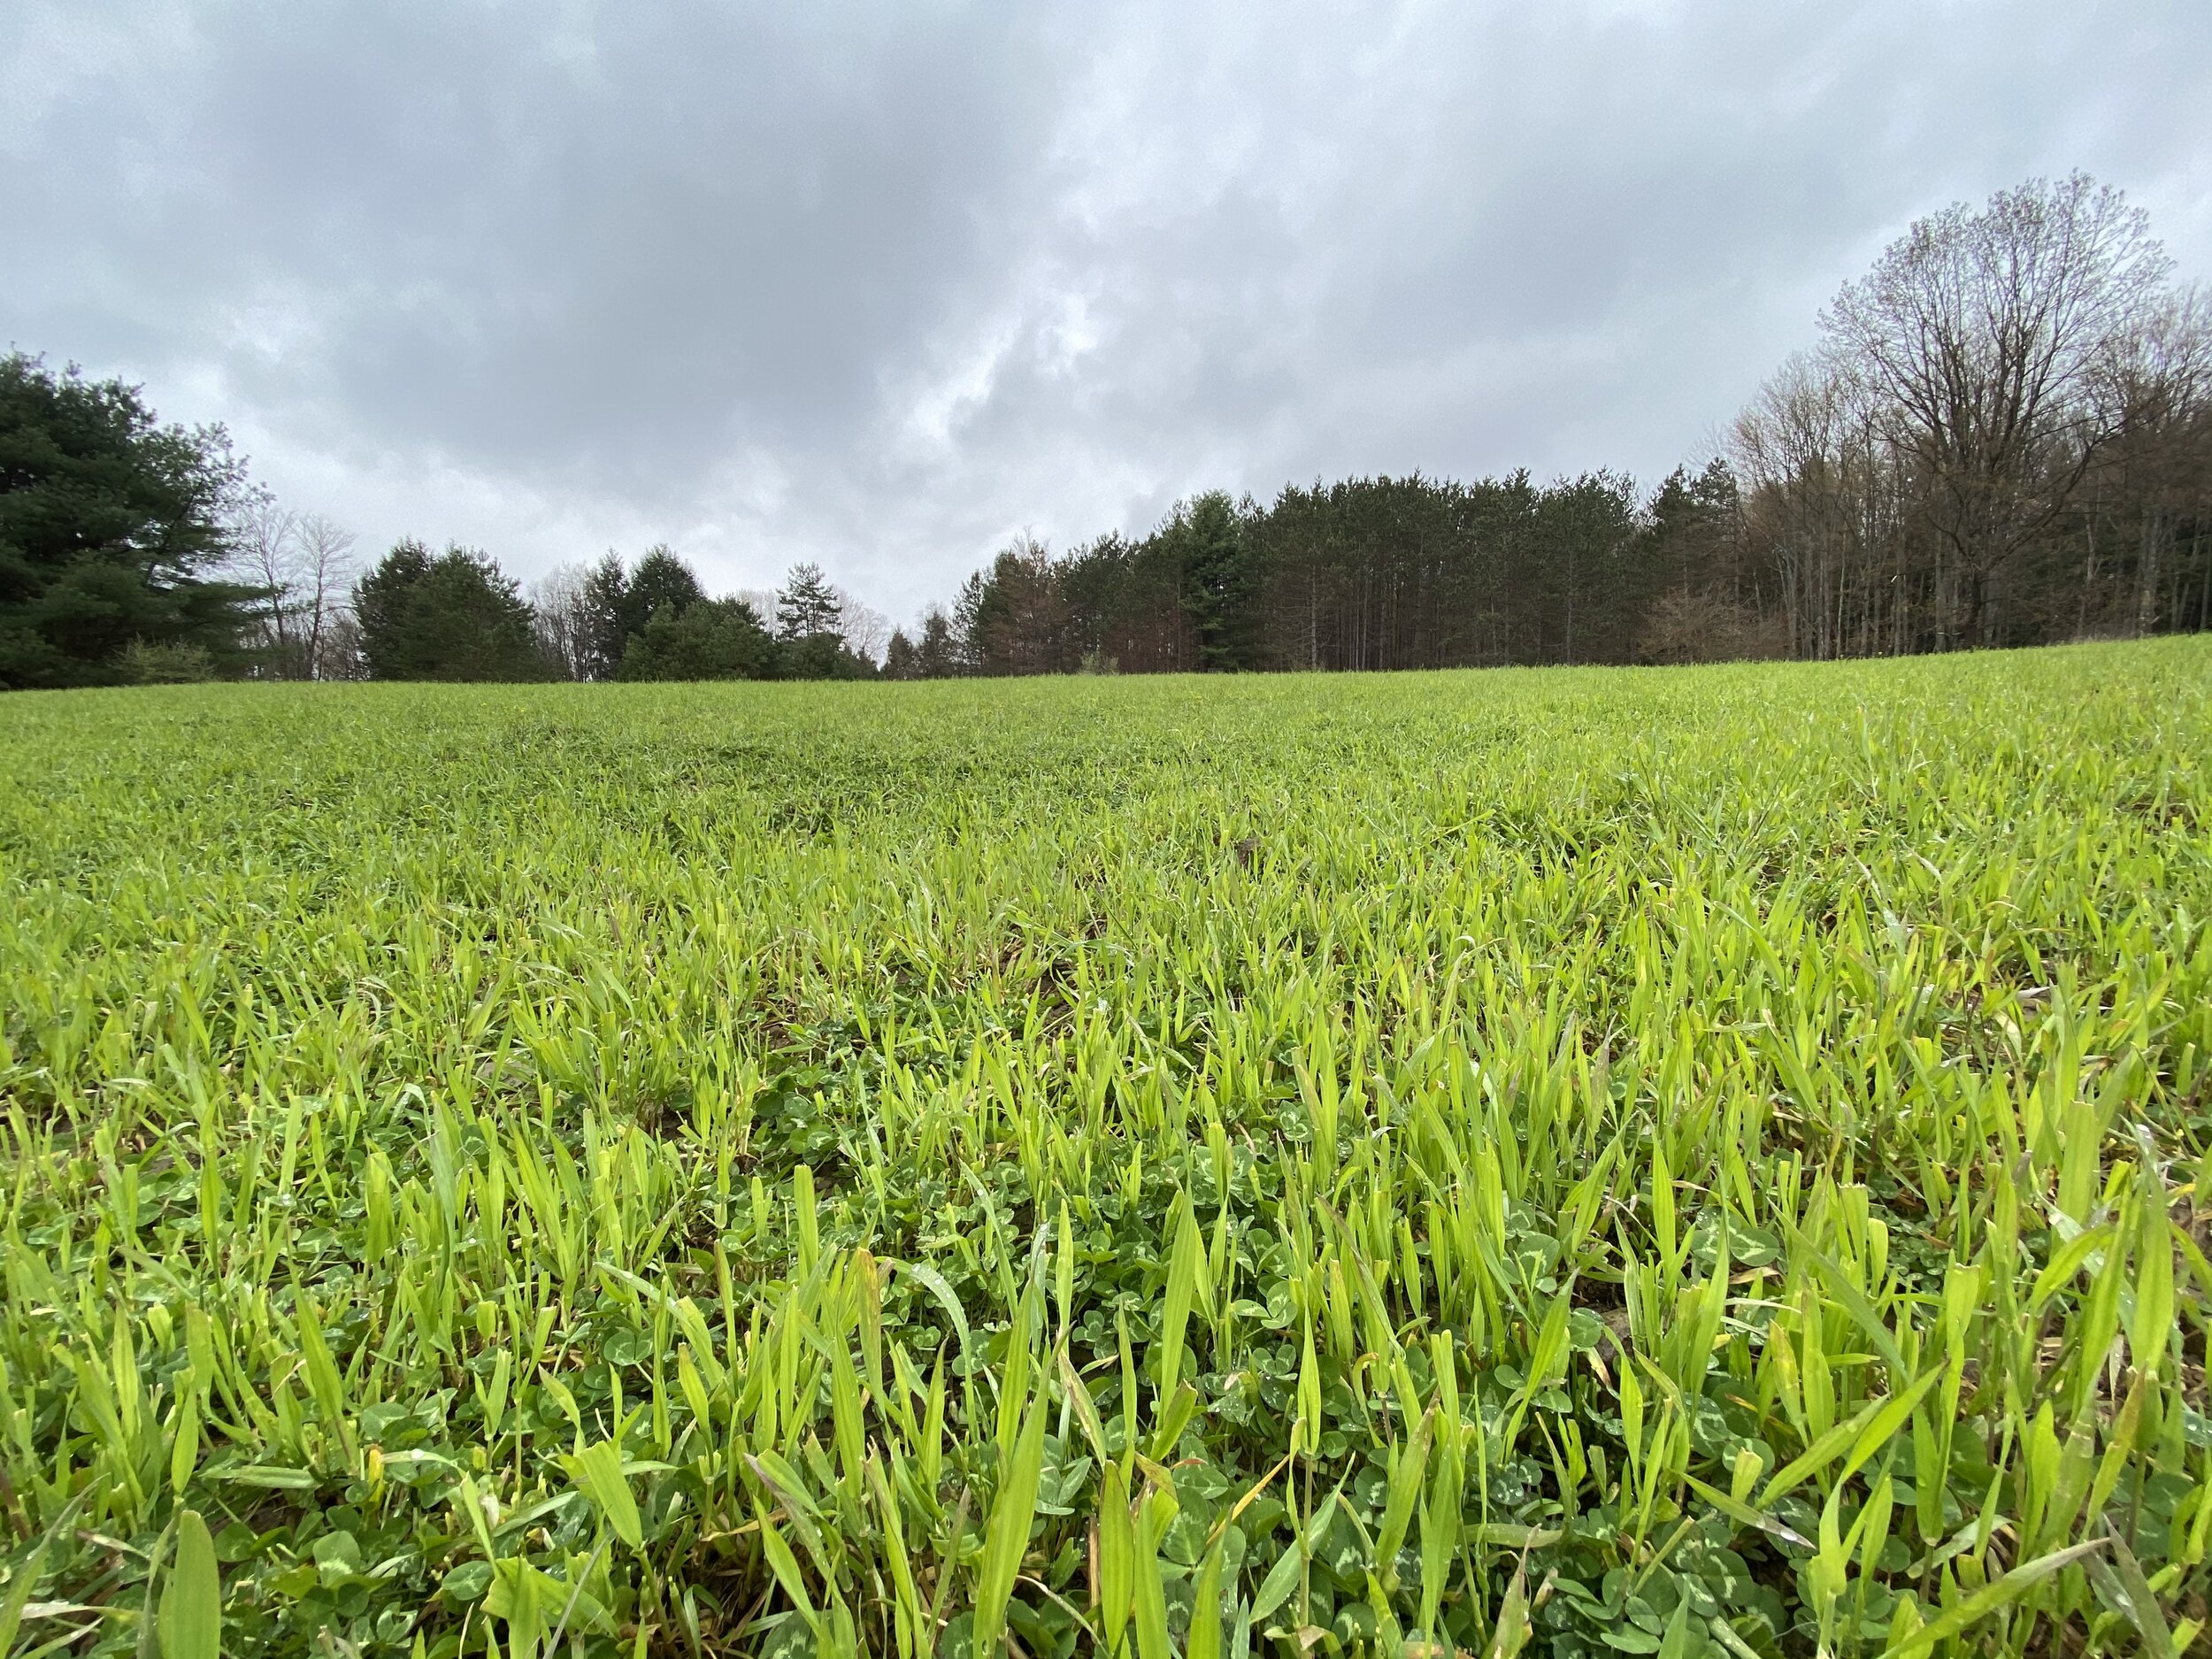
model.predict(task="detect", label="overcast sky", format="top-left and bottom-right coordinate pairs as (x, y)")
top-left (4, 2), bottom-right (2208, 620)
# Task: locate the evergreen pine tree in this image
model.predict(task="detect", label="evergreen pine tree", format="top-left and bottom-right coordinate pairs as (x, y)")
top-left (0, 352), bottom-right (261, 687)
top-left (776, 562), bottom-right (843, 640)
top-left (353, 541), bottom-right (545, 680)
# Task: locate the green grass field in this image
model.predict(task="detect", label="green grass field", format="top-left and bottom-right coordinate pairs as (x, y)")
top-left (4, 641), bottom-right (2210, 1659)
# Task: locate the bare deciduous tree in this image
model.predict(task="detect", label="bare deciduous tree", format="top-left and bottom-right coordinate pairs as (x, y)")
top-left (832, 588), bottom-right (892, 664)
top-left (227, 500), bottom-right (359, 678)
top-left (2096, 288), bottom-right (2212, 635)
top-left (291, 515), bottom-right (360, 678)
top-left (1731, 354), bottom-right (1901, 659)
top-left (1717, 175), bottom-right (2212, 657)
top-left (1820, 172), bottom-right (2172, 643)
top-left (529, 563), bottom-right (597, 680)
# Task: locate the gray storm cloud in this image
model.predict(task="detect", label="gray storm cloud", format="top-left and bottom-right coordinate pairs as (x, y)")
top-left (4, 0), bottom-right (2208, 618)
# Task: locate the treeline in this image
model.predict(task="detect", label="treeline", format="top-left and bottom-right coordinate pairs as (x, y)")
top-left (897, 470), bottom-right (1703, 676)
top-left (7, 171), bottom-right (2205, 691)
top-left (348, 542), bottom-right (879, 682)
top-left (890, 173), bottom-right (2211, 677)
top-left (0, 352), bottom-right (887, 687)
